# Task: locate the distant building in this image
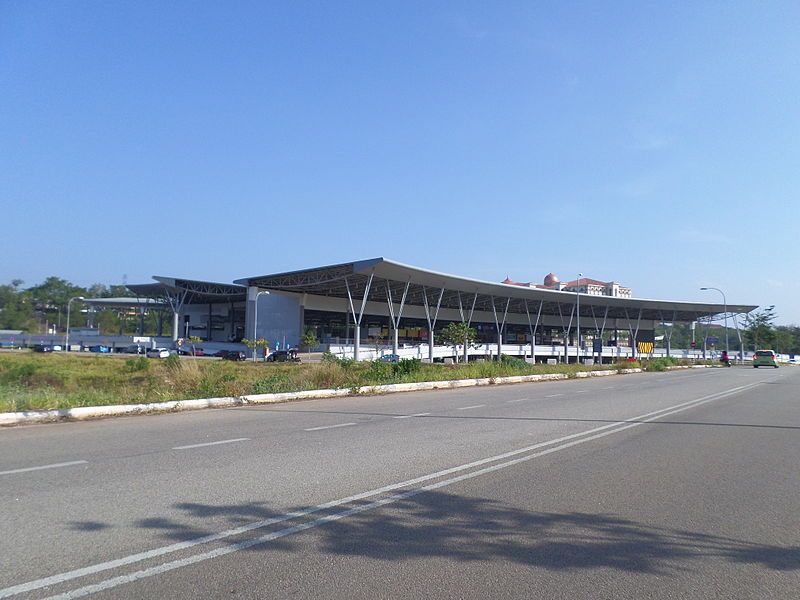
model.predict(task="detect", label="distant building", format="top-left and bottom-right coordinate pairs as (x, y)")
top-left (501, 273), bottom-right (632, 298)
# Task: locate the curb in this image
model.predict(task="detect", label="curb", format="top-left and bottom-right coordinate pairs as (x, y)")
top-left (0, 365), bottom-right (717, 427)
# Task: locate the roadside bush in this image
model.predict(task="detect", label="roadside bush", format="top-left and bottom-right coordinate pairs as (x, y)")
top-left (164, 353), bottom-right (182, 371)
top-left (500, 354), bottom-right (528, 369)
top-left (125, 357), bottom-right (150, 372)
top-left (365, 360), bottom-right (393, 383)
top-left (251, 372), bottom-right (300, 394)
top-left (391, 358), bottom-right (422, 378)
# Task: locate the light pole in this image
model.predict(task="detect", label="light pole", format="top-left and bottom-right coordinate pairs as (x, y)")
top-left (252, 290), bottom-right (270, 362)
top-left (65, 296), bottom-right (85, 352)
top-left (576, 273), bottom-right (582, 364)
top-left (700, 287), bottom-right (729, 356)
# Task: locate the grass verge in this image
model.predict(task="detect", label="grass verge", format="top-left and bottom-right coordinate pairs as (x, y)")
top-left (0, 351), bottom-right (709, 413)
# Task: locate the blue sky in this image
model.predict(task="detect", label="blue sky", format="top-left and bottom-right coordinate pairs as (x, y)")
top-left (2, 2), bottom-right (799, 322)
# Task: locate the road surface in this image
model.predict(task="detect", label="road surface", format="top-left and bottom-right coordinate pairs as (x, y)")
top-left (1, 366), bottom-right (798, 599)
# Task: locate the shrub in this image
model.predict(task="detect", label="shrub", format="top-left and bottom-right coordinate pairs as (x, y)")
top-left (391, 358), bottom-right (422, 378)
top-left (125, 357), bottom-right (150, 372)
top-left (164, 353), bottom-right (182, 371)
top-left (251, 372), bottom-right (300, 394)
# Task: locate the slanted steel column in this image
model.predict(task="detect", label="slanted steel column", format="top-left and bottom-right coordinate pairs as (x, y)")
top-left (524, 299), bottom-right (543, 363)
top-left (557, 302), bottom-right (575, 363)
top-left (422, 286), bottom-right (444, 362)
top-left (386, 280), bottom-right (410, 356)
top-left (344, 272), bottom-right (374, 361)
top-left (624, 307), bottom-right (643, 359)
top-left (456, 291), bottom-right (479, 363)
top-left (490, 296), bottom-right (510, 361)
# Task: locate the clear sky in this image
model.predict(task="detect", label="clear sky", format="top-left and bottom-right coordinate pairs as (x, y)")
top-left (2, 2), bottom-right (799, 322)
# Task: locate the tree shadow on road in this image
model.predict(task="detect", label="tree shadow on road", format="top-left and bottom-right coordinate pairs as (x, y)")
top-left (69, 490), bottom-right (800, 575)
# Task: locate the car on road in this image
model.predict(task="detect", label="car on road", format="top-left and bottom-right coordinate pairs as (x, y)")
top-left (87, 345), bottom-right (111, 353)
top-left (122, 344), bottom-right (147, 354)
top-left (266, 349), bottom-right (300, 362)
top-left (752, 350), bottom-right (779, 368)
top-left (222, 350), bottom-right (247, 361)
top-left (32, 344), bottom-right (54, 352)
top-left (378, 353), bottom-right (401, 363)
top-left (178, 347), bottom-right (205, 356)
top-left (146, 348), bottom-right (172, 359)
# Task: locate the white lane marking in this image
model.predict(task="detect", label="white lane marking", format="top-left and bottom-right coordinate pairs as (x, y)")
top-left (505, 398), bottom-right (531, 404)
top-left (456, 404), bottom-right (486, 410)
top-left (545, 393), bottom-right (563, 398)
top-left (33, 381), bottom-right (763, 600)
top-left (393, 412), bottom-right (431, 419)
top-left (304, 422), bottom-right (356, 432)
top-left (600, 387), bottom-right (615, 390)
top-left (3, 381), bottom-right (761, 600)
top-left (575, 390), bottom-right (588, 394)
top-left (0, 461), bottom-right (87, 477)
top-left (172, 438), bottom-right (249, 450)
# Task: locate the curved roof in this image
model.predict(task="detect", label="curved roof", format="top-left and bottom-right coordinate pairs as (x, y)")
top-left (127, 276), bottom-right (246, 305)
top-left (237, 258), bottom-right (757, 322)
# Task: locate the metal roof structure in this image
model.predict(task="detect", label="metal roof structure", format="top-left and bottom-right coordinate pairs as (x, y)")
top-left (237, 257), bottom-right (757, 323)
top-left (127, 277), bottom-right (246, 306)
top-left (82, 297), bottom-right (168, 309)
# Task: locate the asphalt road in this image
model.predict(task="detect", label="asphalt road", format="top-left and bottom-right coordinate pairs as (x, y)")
top-left (1, 366), bottom-right (798, 599)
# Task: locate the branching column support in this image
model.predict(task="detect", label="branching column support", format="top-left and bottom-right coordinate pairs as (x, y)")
top-left (490, 296), bottom-right (511, 362)
top-left (558, 303), bottom-right (575, 363)
top-left (386, 280), bottom-right (410, 356)
top-left (422, 286), bottom-right (444, 362)
top-left (590, 305), bottom-right (609, 362)
top-left (524, 299), bottom-right (543, 363)
top-left (344, 272), bottom-right (374, 361)
top-left (164, 289), bottom-right (189, 343)
top-left (456, 291), bottom-right (479, 363)
top-left (624, 307), bottom-right (643, 359)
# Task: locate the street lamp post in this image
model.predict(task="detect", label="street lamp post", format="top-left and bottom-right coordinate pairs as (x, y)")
top-left (65, 296), bottom-right (85, 352)
top-left (576, 273), bottom-right (582, 364)
top-left (700, 287), bottom-right (729, 357)
top-left (252, 290), bottom-right (270, 362)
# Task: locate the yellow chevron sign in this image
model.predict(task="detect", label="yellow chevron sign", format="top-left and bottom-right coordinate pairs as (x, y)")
top-left (638, 341), bottom-right (654, 354)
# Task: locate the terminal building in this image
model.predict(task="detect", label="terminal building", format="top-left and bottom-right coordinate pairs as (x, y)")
top-left (123, 258), bottom-right (756, 362)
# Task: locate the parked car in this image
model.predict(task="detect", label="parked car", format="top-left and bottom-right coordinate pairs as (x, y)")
top-left (752, 350), bottom-right (779, 368)
top-left (222, 350), bottom-right (247, 361)
top-left (178, 347), bottom-right (205, 356)
top-left (266, 349), bottom-right (300, 363)
top-left (122, 344), bottom-right (147, 354)
top-left (32, 344), bottom-right (53, 353)
top-left (147, 348), bottom-right (172, 359)
top-left (87, 345), bottom-right (111, 353)
top-left (378, 354), bottom-right (401, 363)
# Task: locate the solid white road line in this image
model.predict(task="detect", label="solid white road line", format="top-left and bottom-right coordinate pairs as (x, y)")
top-left (456, 404), bottom-right (486, 410)
top-left (1, 380), bottom-right (762, 600)
top-left (0, 460), bottom-right (87, 477)
top-left (392, 412), bottom-right (431, 419)
top-left (172, 438), bottom-right (249, 450)
top-left (304, 422), bottom-right (356, 432)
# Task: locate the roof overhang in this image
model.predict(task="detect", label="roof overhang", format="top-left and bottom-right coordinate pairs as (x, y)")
top-left (237, 258), bottom-right (758, 322)
top-left (127, 277), bottom-right (246, 305)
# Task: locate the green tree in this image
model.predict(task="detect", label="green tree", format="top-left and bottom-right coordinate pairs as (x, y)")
top-left (300, 327), bottom-right (319, 354)
top-left (438, 322), bottom-right (478, 363)
top-left (743, 306), bottom-right (777, 351)
top-left (242, 337), bottom-right (270, 361)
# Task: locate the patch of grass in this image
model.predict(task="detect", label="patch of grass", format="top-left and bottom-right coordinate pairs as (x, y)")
top-left (0, 351), bottom-right (660, 413)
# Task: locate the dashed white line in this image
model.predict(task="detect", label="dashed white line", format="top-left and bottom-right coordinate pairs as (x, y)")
top-left (393, 412), bottom-right (431, 419)
top-left (456, 404), bottom-right (486, 410)
top-left (505, 398), bottom-right (533, 404)
top-left (545, 393), bottom-right (564, 398)
top-left (0, 460), bottom-right (88, 476)
top-left (575, 390), bottom-right (588, 394)
top-left (172, 438), bottom-right (249, 450)
top-left (304, 422), bottom-right (357, 432)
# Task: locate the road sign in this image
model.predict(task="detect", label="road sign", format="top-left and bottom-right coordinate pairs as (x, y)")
top-left (690, 341), bottom-right (697, 348)
top-left (706, 336), bottom-right (719, 345)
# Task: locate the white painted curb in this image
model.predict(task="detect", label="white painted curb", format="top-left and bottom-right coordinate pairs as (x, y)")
top-left (0, 364), bottom-right (718, 427)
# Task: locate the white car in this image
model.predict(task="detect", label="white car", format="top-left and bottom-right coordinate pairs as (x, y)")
top-left (146, 348), bottom-right (172, 359)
